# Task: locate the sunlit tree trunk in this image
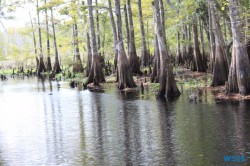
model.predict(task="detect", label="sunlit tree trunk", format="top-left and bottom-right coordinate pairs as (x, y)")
top-left (210, 0), bottom-right (228, 86)
top-left (36, 0), bottom-right (46, 75)
top-left (50, 7), bottom-right (61, 74)
top-left (107, 0), bottom-right (118, 71)
top-left (192, 15), bottom-right (206, 72)
top-left (186, 16), bottom-right (193, 67)
top-left (114, 0), bottom-right (136, 90)
top-left (154, 0), bottom-right (180, 98)
top-left (226, 0), bottom-right (250, 95)
top-left (45, 0), bottom-right (52, 72)
top-left (101, 17), bottom-right (106, 57)
top-left (138, 0), bottom-right (149, 67)
top-left (208, 3), bottom-right (215, 71)
top-left (86, 0), bottom-right (105, 85)
top-left (175, 0), bottom-right (182, 66)
top-left (29, 11), bottom-right (39, 72)
top-left (151, 5), bottom-right (160, 83)
top-left (124, 5), bottom-right (130, 55)
top-left (86, 32), bottom-right (92, 77)
top-left (127, 0), bottom-right (142, 75)
top-left (151, 34), bottom-right (160, 83)
top-left (159, 0), bottom-right (167, 47)
top-left (72, 22), bottom-right (84, 73)
top-left (95, 0), bottom-right (100, 52)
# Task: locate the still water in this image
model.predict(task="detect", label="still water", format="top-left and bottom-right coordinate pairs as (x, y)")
top-left (0, 77), bottom-right (250, 166)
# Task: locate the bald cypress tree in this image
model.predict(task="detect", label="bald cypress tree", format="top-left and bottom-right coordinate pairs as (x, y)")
top-left (226, 0), bottom-right (250, 95)
top-left (127, 0), bottom-right (142, 75)
top-left (36, 0), bottom-right (46, 76)
top-left (114, 0), bottom-right (136, 90)
top-left (86, 0), bottom-right (105, 85)
top-left (154, 0), bottom-right (180, 98)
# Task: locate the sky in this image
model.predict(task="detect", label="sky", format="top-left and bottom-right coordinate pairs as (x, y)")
top-left (0, 3), bottom-right (34, 31)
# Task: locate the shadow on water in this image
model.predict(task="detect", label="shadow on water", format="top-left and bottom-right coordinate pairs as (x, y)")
top-left (155, 99), bottom-right (176, 165)
top-left (41, 78), bottom-right (65, 164)
top-left (77, 91), bottom-right (87, 165)
top-left (119, 94), bottom-right (142, 165)
top-left (116, 90), bottom-right (140, 100)
top-left (90, 93), bottom-right (105, 165)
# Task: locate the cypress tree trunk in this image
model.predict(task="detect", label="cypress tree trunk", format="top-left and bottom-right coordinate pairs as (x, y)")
top-left (175, 0), bottom-right (182, 66)
top-left (124, 5), bottom-right (130, 55)
top-left (45, 0), bottom-right (52, 72)
top-left (114, 0), bottom-right (136, 90)
top-left (151, 34), bottom-right (160, 83)
top-left (36, 0), bottom-right (46, 76)
top-left (210, 0), bottom-right (228, 86)
top-left (208, 3), bottom-right (215, 71)
top-left (154, 0), bottom-right (180, 98)
top-left (186, 16), bottom-right (193, 68)
top-left (226, 0), bottom-right (250, 95)
top-left (192, 15), bottom-right (206, 72)
top-left (86, 0), bottom-right (105, 86)
top-left (101, 18), bottom-right (106, 57)
top-left (95, 0), bottom-right (101, 52)
top-left (159, 0), bottom-right (167, 46)
top-left (175, 31), bottom-right (182, 65)
top-left (127, 0), bottom-right (142, 75)
top-left (246, 38), bottom-right (250, 60)
top-left (181, 20), bottom-right (187, 62)
top-left (138, 0), bottom-right (149, 67)
top-left (50, 7), bottom-right (61, 74)
top-left (29, 11), bottom-right (38, 72)
top-left (107, 0), bottom-right (118, 71)
top-left (86, 32), bottom-right (92, 77)
top-left (223, 17), bottom-right (227, 43)
top-left (199, 19), bottom-right (207, 69)
top-left (151, 4), bottom-right (160, 83)
top-left (72, 22), bottom-right (84, 73)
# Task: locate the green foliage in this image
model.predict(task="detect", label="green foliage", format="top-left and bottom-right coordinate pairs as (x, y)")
top-left (0, 0), bottom-right (246, 70)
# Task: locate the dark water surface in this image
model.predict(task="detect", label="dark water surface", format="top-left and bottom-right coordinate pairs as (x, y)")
top-left (0, 78), bottom-right (250, 166)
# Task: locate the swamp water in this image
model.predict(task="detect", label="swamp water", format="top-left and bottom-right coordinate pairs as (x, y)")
top-left (0, 77), bottom-right (250, 165)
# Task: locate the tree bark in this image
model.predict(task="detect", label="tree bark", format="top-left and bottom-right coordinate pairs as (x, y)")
top-left (127, 0), bottom-right (142, 75)
top-left (192, 15), bottom-right (206, 72)
top-left (210, 0), bottom-right (228, 86)
top-left (86, 32), bottom-right (92, 77)
top-left (154, 0), bottom-right (180, 98)
top-left (199, 19), bottom-right (207, 69)
top-left (208, 2), bottom-right (215, 72)
top-left (138, 0), bottom-right (149, 67)
top-left (50, 7), bottom-right (61, 74)
top-left (175, 31), bottom-right (182, 65)
top-left (114, 0), bottom-right (136, 90)
top-left (124, 5), bottom-right (130, 55)
top-left (186, 16), bottom-right (193, 68)
top-left (107, 0), bottom-right (118, 71)
top-left (226, 0), bottom-right (250, 95)
top-left (36, 0), bottom-right (46, 75)
top-left (72, 22), bottom-right (84, 73)
top-left (45, 0), bottom-right (52, 72)
top-left (151, 34), bottom-right (160, 83)
top-left (101, 17), bottom-right (106, 57)
top-left (86, 0), bottom-right (105, 85)
top-left (159, 0), bottom-right (167, 47)
top-left (181, 20), bottom-right (187, 62)
top-left (95, 0), bottom-right (101, 52)
top-left (29, 11), bottom-right (38, 72)
top-left (151, 4), bottom-right (160, 83)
